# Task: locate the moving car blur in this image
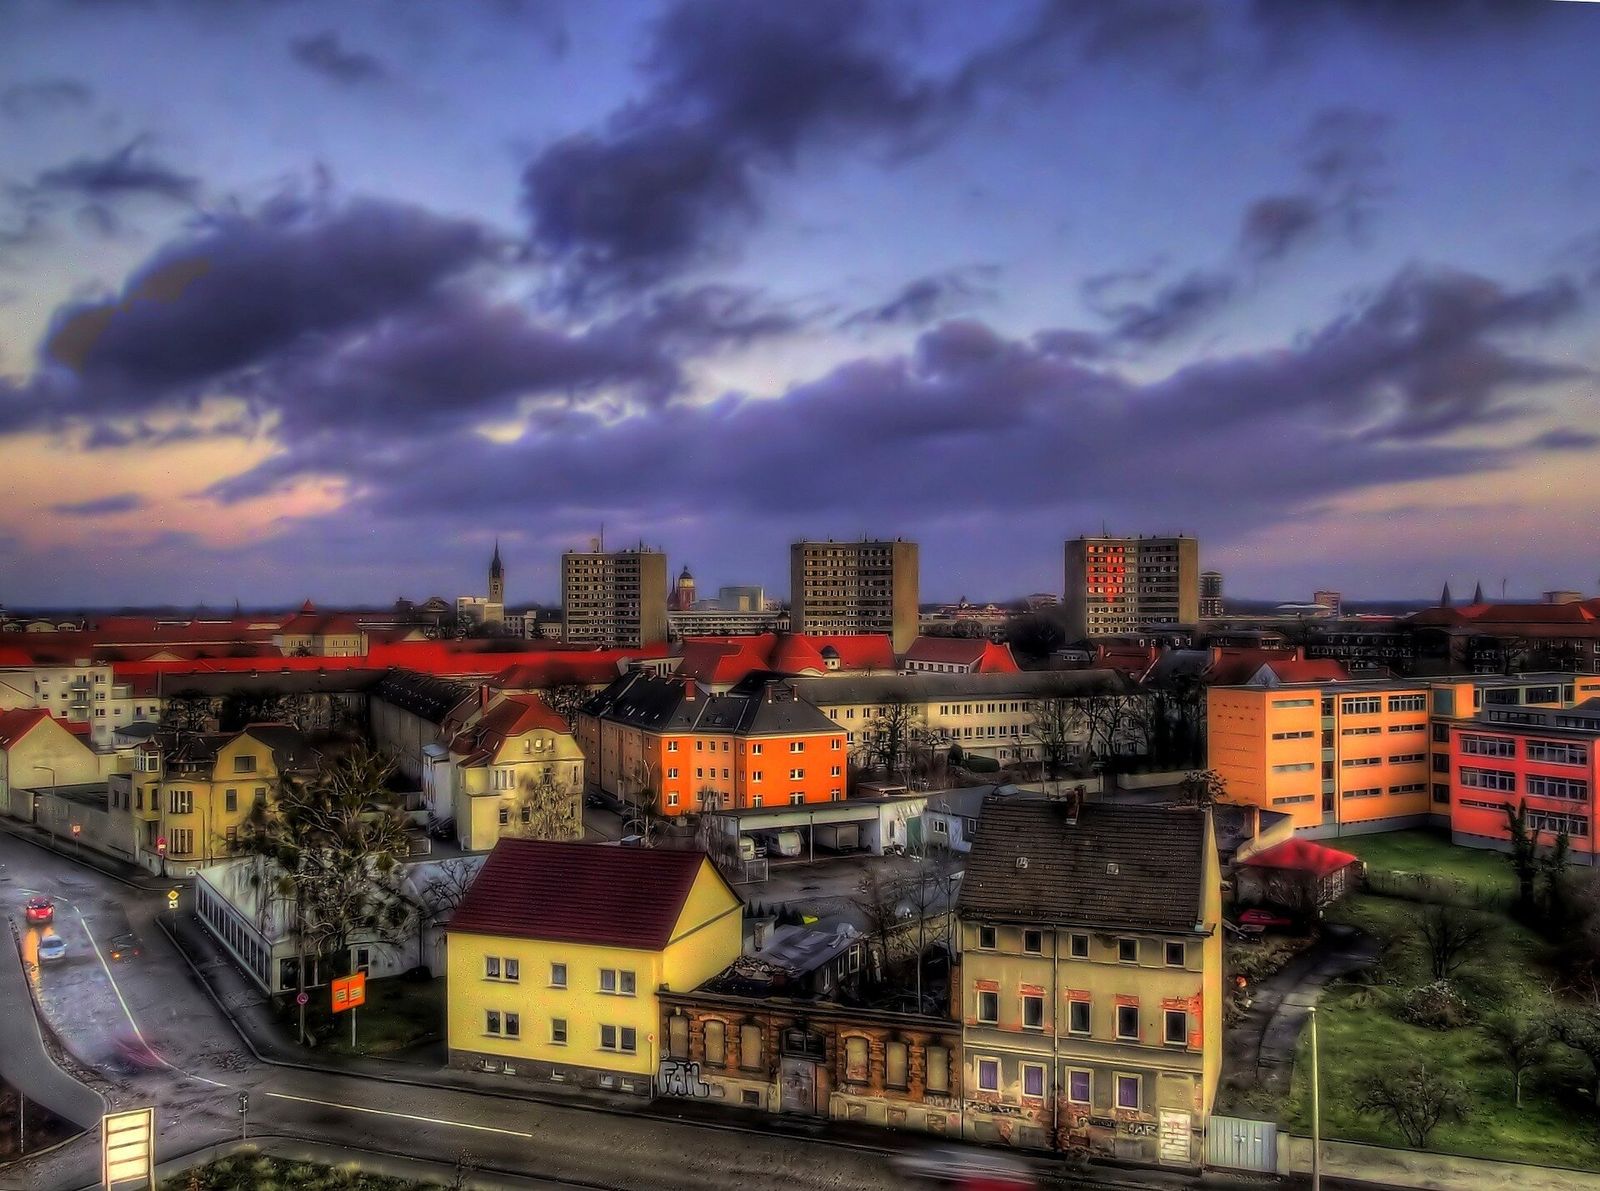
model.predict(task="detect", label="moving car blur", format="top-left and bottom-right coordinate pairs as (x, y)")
top-left (892, 1145), bottom-right (1037, 1188)
top-left (109, 1029), bottom-right (163, 1073)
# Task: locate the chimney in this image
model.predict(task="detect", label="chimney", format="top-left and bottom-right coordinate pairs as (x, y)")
top-left (480, 683), bottom-right (489, 712)
top-left (682, 678), bottom-right (696, 702)
top-left (1250, 804), bottom-right (1261, 840)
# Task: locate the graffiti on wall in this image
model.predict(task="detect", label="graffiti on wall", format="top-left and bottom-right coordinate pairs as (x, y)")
top-left (658, 1059), bottom-right (712, 1099)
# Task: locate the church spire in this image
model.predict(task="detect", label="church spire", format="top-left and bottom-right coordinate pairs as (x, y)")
top-left (1472, 581), bottom-right (1484, 605)
top-left (490, 538), bottom-right (503, 579)
top-left (1440, 582), bottom-right (1453, 608)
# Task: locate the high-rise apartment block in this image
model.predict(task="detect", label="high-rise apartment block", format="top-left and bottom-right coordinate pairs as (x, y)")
top-left (789, 539), bottom-right (919, 654)
top-left (1200, 570), bottom-right (1224, 619)
top-left (561, 546), bottom-right (668, 649)
top-left (1063, 535), bottom-right (1199, 639)
top-left (1314, 590), bottom-right (1342, 616)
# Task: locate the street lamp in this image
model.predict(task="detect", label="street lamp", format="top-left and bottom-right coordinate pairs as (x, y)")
top-left (1309, 1004), bottom-right (1322, 1191)
top-left (32, 765), bottom-right (56, 847)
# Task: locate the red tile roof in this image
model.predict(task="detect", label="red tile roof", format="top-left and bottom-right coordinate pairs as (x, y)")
top-left (451, 693), bottom-right (571, 759)
top-left (0, 708), bottom-right (49, 749)
top-left (674, 633), bottom-right (896, 686)
top-left (903, 636), bottom-right (1020, 672)
top-left (448, 840), bottom-right (721, 950)
top-left (492, 649), bottom-right (663, 689)
top-left (1239, 838), bottom-right (1359, 878)
top-left (0, 646), bottom-right (33, 667)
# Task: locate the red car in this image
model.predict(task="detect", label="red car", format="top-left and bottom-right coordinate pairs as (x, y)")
top-left (24, 896), bottom-right (54, 925)
top-left (1239, 908), bottom-right (1294, 930)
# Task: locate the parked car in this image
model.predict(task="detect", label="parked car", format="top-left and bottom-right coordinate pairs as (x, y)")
top-left (584, 792), bottom-right (606, 809)
top-left (25, 896), bottom-right (54, 925)
top-left (891, 1146), bottom-right (1037, 1187)
top-left (1239, 908), bottom-right (1295, 931)
top-left (108, 932), bottom-right (141, 961)
top-left (37, 935), bottom-right (68, 963)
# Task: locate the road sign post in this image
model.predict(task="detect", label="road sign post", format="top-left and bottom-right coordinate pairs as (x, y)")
top-left (101, 1106), bottom-right (154, 1190)
top-left (71, 823), bottom-right (81, 858)
top-left (237, 1091), bottom-right (249, 1141)
top-left (166, 889), bottom-right (179, 915)
top-left (331, 972), bottom-right (367, 1051)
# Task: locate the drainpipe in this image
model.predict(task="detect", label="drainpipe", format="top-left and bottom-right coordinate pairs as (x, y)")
top-left (1051, 923), bottom-right (1061, 1150)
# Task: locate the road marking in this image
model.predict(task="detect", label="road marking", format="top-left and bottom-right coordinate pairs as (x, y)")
top-left (265, 1090), bottom-right (536, 1138)
top-left (78, 909), bottom-right (231, 1090)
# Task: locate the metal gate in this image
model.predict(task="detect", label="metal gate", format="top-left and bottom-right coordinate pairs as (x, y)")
top-left (1205, 1115), bottom-right (1277, 1173)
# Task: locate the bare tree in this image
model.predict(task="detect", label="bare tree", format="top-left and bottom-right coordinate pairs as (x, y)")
top-left (622, 759), bottom-right (666, 845)
top-left (852, 866), bottom-right (909, 980)
top-left (1551, 1003), bottom-right (1600, 1107)
top-left (694, 795), bottom-right (742, 877)
top-left (1487, 1011), bottom-right (1548, 1109)
top-left (860, 696), bottom-right (924, 782)
top-left (1410, 901), bottom-right (1495, 982)
top-left (407, 857), bottom-right (484, 970)
top-left (1179, 769), bottom-right (1227, 810)
top-left (541, 683), bottom-right (591, 727)
top-left (1027, 689), bottom-right (1081, 779)
top-left (1354, 1061), bottom-right (1468, 1148)
top-left (504, 766), bottom-right (581, 841)
top-left (161, 691), bottom-right (213, 732)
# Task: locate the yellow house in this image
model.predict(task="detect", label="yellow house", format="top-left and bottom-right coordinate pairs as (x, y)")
top-left (441, 692), bottom-right (586, 851)
top-left (0, 708), bottom-right (102, 820)
top-left (957, 796), bottom-right (1223, 1167)
top-left (446, 840), bottom-right (742, 1096)
top-left (129, 724), bottom-right (319, 874)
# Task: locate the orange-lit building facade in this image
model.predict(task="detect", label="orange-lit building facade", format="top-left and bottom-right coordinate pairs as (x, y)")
top-left (1449, 698), bottom-right (1600, 864)
top-left (575, 672), bottom-right (848, 816)
top-left (1209, 673), bottom-right (1600, 838)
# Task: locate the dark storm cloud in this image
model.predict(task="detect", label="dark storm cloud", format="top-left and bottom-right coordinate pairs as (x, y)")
top-left (33, 195), bottom-right (496, 418)
top-left (205, 262), bottom-right (1587, 536)
top-left (49, 492), bottom-right (144, 516)
top-left (1527, 427), bottom-right (1600, 451)
top-left (523, 0), bottom-right (974, 296)
top-left (1240, 107), bottom-right (1392, 262)
top-left (1086, 269), bottom-right (1236, 346)
top-left (840, 266), bottom-right (997, 329)
top-left (288, 31), bottom-right (390, 85)
top-left (1, 79), bottom-right (92, 119)
top-left (30, 137), bottom-right (199, 204)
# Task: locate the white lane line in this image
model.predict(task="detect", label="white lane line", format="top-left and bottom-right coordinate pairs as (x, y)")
top-left (265, 1090), bottom-right (536, 1138)
top-left (78, 909), bottom-right (231, 1090)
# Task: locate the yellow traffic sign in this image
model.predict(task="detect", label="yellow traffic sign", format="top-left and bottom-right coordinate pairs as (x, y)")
top-left (166, 890), bottom-right (179, 907)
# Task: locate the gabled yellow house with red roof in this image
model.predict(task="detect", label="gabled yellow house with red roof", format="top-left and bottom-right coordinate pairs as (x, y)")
top-left (442, 691), bottom-right (585, 850)
top-left (446, 840), bottom-right (742, 1096)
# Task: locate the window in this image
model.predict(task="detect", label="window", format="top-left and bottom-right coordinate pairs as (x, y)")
top-left (751, 743), bottom-right (763, 755)
top-left (1461, 735), bottom-right (1516, 758)
top-left (1067, 1070), bottom-right (1091, 1105)
top-left (1023, 929), bottom-right (1044, 954)
top-left (668, 1014), bottom-right (690, 1059)
top-left (1117, 938), bottom-right (1139, 964)
top-left (1272, 698), bottom-right (1315, 708)
top-left (978, 925), bottom-right (996, 950)
top-left (1342, 756), bottom-right (1380, 768)
top-left (1341, 726), bottom-right (1381, 736)
top-left (503, 1012), bottom-right (520, 1038)
top-left (498, 806), bottom-right (510, 826)
top-left (550, 962), bottom-right (567, 988)
top-left (168, 789), bottom-right (193, 814)
top-left (504, 958), bottom-right (520, 982)
top-left (1023, 995), bottom-right (1045, 1030)
top-left (977, 1058), bottom-right (999, 1092)
top-left (1116, 1004), bottom-right (1140, 1040)
top-left (599, 968), bottom-right (634, 994)
top-left (171, 828), bottom-right (194, 855)
top-left (1165, 941), bottom-right (1186, 967)
top-left (1116, 1074), bottom-right (1141, 1110)
top-left (234, 754), bottom-right (257, 773)
top-left (1341, 696), bottom-right (1381, 715)
top-left (1272, 762), bottom-right (1315, 773)
top-left (740, 1024), bottom-right (762, 1069)
top-left (1529, 775), bottom-right (1589, 801)
top-left (1529, 741), bottom-right (1587, 765)
top-left (1460, 767), bottom-right (1517, 793)
top-left (789, 768), bottom-right (804, 780)
top-left (925, 1045), bottom-right (949, 1094)
top-left (1021, 1063), bottom-right (1046, 1099)
top-left (705, 1020), bottom-right (726, 1065)
top-left (1388, 694), bottom-right (1427, 712)
top-left (845, 1036), bottom-right (869, 1082)
top-left (1389, 783), bottom-right (1427, 795)
top-left (1069, 933), bottom-right (1089, 959)
top-left (551, 1019), bottom-right (567, 1045)
top-left (485, 957), bottom-right (501, 979)
top-left (1388, 752), bottom-right (1425, 765)
top-left (667, 740), bottom-right (678, 752)
top-left (667, 767), bottom-right (679, 779)
top-left (1068, 1000), bottom-right (1090, 1035)
top-left (1271, 729), bottom-right (1315, 740)
top-left (790, 741), bottom-right (804, 753)
top-left (1165, 1009), bottom-right (1189, 1045)
top-left (886, 1041), bottom-right (908, 1089)
top-left (1343, 787), bottom-right (1381, 799)
top-left (977, 990), bottom-right (999, 1024)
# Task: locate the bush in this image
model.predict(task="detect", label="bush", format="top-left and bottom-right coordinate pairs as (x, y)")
top-left (1398, 980), bottom-right (1473, 1030)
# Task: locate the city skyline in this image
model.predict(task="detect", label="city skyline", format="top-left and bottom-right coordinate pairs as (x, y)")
top-left (3, 1), bottom-right (1600, 605)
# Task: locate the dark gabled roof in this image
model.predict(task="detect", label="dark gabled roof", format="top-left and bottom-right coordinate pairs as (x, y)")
top-left (371, 668), bottom-right (474, 723)
top-left (448, 840), bottom-right (721, 950)
top-left (787, 668), bottom-right (1136, 706)
top-left (238, 724), bottom-right (319, 774)
top-left (958, 799), bottom-right (1209, 934)
top-left (583, 670), bottom-right (841, 737)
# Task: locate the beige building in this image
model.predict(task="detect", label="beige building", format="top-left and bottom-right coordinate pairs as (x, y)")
top-left (957, 797), bottom-right (1222, 1166)
top-left (1064, 535), bottom-right (1200, 640)
top-left (0, 708), bottom-right (105, 821)
top-left (790, 539), bottom-right (920, 655)
top-left (562, 547), bottom-right (669, 649)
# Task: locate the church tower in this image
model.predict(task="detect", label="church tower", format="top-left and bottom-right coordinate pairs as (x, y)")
top-left (489, 540), bottom-right (505, 605)
top-left (670, 566), bottom-right (696, 611)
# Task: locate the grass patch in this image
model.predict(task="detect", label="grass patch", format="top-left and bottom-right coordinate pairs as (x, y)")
top-left (163, 1154), bottom-right (442, 1189)
top-left (1339, 830), bottom-right (1516, 897)
top-left (275, 978), bottom-right (444, 1058)
top-left (1288, 890), bottom-right (1600, 1167)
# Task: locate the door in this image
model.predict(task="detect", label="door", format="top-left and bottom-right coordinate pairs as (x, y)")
top-left (1159, 1110), bottom-right (1191, 1164)
top-left (778, 1057), bottom-right (818, 1115)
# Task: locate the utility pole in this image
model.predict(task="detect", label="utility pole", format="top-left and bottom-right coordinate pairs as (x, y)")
top-left (1310, 1004), bottom-right (1321, 1191)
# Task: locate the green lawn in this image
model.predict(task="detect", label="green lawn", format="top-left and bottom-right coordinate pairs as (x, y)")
top-left (164, 1155), bottom-right (441, 1190)
top-left (1339, 829), bottom-right (1517, 898)
top-left (1287, 891), bottom-right (1600, 1168)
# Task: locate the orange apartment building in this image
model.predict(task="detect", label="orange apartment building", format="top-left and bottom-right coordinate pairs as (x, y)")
top-left (1209, 673), bottom-right (1600, 838)
top-left (574, 671), bottom-right (849, 816)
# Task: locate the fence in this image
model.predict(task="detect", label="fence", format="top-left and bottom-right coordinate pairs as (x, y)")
top-left (732, 858), bottom-right (769, 885)
top-left (1206, 1115), bottom-right (1276, 1173)
top-left (1363, 868), bottom-right (1511, 913)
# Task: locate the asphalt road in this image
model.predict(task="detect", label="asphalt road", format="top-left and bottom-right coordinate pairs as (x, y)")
top-left (0, 832), bottom-right (908, 1191)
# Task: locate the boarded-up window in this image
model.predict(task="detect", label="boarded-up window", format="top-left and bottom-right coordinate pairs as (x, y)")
top-left (704, 1020), bottom-right (726, 1065)
top-left (740, 1024), bottom-right (763, 1069)
top-left (668, 1014), bottom-right (690, 1059)
top-left (845, 1036), bottom-right (869, 1083)
top-left (885, 1041), bottom-right (908, 1089)
top-left (925, 1045), bottom-right (949, 1094)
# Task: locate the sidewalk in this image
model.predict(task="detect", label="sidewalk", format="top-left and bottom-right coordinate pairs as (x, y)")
top-left (1225, 923), bottom-right (1380, 1104)
top-left (0, 819), bottom-right (163, 892)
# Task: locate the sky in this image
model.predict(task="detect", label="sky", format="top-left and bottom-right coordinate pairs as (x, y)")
top-left (2, 0), bottom-right (1599, 609)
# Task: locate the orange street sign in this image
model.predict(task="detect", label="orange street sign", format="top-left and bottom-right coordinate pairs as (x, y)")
top-left (331, 971), bottom-right (367, 1013)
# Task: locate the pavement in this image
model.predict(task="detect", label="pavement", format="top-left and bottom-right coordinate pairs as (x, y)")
top-left (1225, 923), bottom-right (1381, 1104)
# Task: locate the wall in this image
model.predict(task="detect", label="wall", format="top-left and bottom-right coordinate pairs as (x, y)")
top-left (1278, 1135), bottom-right (1600, 1191)
top-left (0, 715), bottom-right (102, 819)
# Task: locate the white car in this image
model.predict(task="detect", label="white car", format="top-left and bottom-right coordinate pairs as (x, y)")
top-left (37, 935), bottom-right (68, 962)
